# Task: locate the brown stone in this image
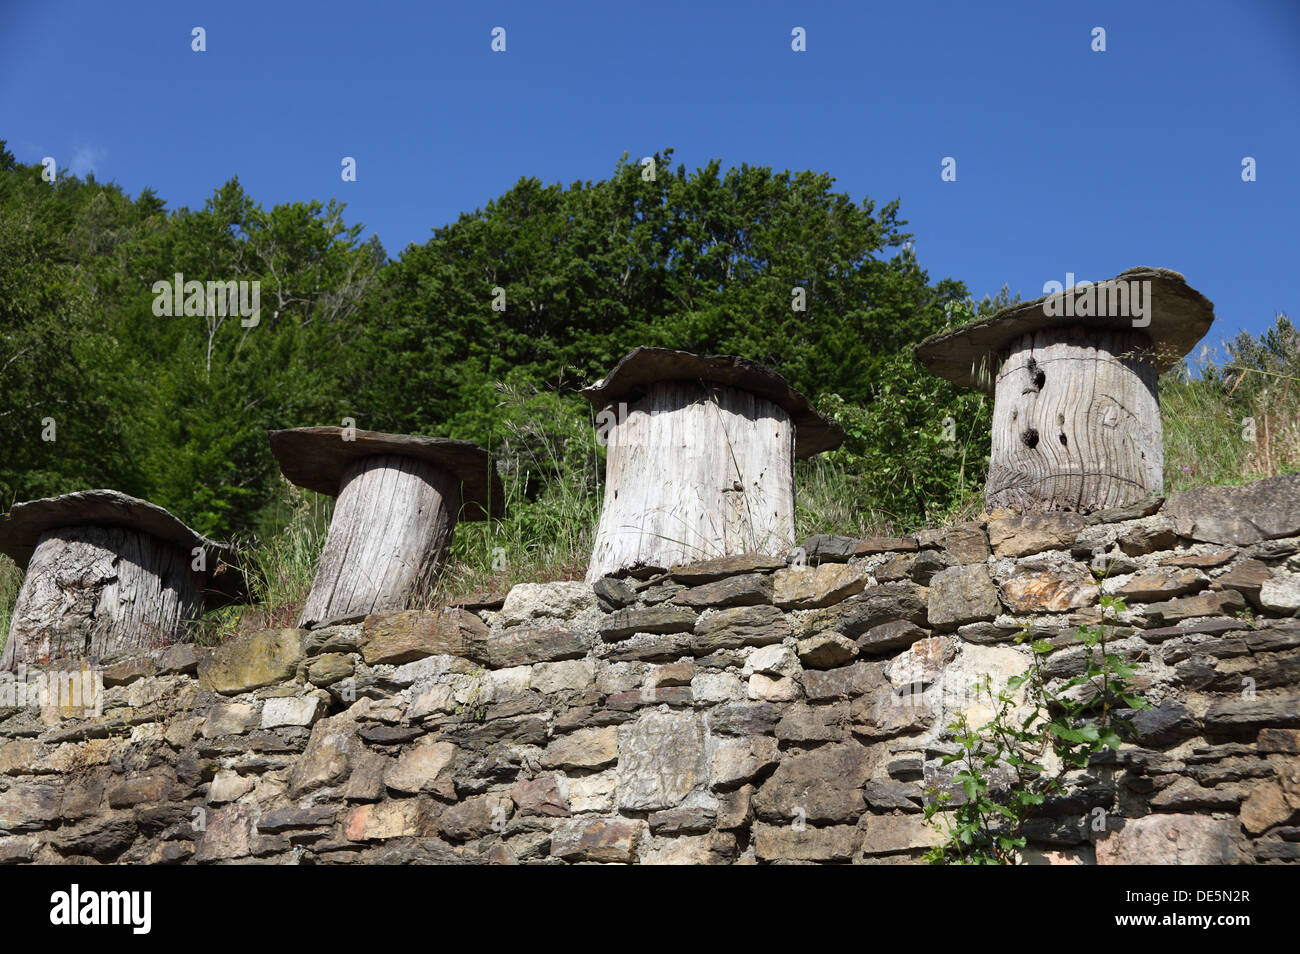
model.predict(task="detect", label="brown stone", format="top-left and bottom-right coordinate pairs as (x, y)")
top-left (485, 625), bottom-right (590, 667)
top-left (833, 582), bottom-right (930, 634)
top-left (690, 604), bottom-right (790, 653)
top-left (599, 605), bottom-right (698, 642)
top-left (1110, 567), bottom-right (1206, 602)
top-left (753, 741), bottom-right (872, 824)
top-left (1210, 559), bottom-right (1274, 607)
top-left (988, 513), bottom-right (1087, 558)
top-left (383, 737), bottom-right (459, 798)
top-left (796, 633), bottom-right (857, 669)
top-left (668, 554), bottom-right (786, 584)
top-left (803, 662), bottom-right (877, 702)
top-left (856, 619), bottom-right (929, 656)
top-left (102, 656), bottom-right (157, 687)
top-left (550, 817), bottom-right (644, 863)
top-left (884, 636), bottom-right (955, 689)
top-left (198, 628), bottom-right (305, 695)
top-left (0, 784), bottom-right (59, 831)
top-left (290, 712), bottom-right (361, 796)
top-left (1240, 781), bottom-right (1295, 834)
top-left (670, 573), bottom-right (772, 608)
top-left (753, 824), bottom-right (861, 862)
top-left (1093, 814), bottom-right (1247, 865)
top-left (859, 813), bottom-right (943, 855)
top-left (917, 523), bottom-right (990, 565)
top-left (107, 772), bottom-right (173, 808)
top-left (510, 775), bottom-right (569, 817)
top-left (343, 798), bottom-right (436, 841)
top-left (927, 564), bottom-right (1000, 629)
top-left (1259, 728), bottom-right (1300, 754)
top-left (1116, 523), bottom-right (1177, 556)
top-left (854, 536), bottom-right (919, 556)
top-left (1001, 564), bottom-right (1098, 613)
top-left (439, 792), bottom-right (512, 840)
top-left (773, 563), bottom-right (869, 609)
top-left (194, 804), bottom-right (252, 862)
top-left (360, 609), bottom-right (488, 665)
top-left (1160, 550), bottom-right (1237, 569)
top-left (1142, 589), bottom-right (1246, 626)
top-left (1164, 474), bottom-right (1300, 545)
top-left (541, 726), bottom-right (618, 771)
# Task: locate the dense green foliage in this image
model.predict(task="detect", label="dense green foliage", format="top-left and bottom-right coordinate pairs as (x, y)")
top-left (0, 144), bottom-right (994, 541)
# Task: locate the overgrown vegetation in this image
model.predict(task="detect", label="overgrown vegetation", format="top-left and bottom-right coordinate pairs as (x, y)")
top-left (923, 591), bottom-right (1148, 865)
top-left (0, 140), bottom-right (1296, 637)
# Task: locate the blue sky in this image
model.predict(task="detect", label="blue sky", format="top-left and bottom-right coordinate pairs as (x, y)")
top-left (2, 0), bottom-right (1297, 355)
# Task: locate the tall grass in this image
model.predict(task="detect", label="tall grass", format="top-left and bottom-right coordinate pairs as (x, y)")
top-left (0, 554), bottom-right (22, 657)
top-left (195, 481), bottom-right (332, 643)
top-left (1162, 327), bottom-right (1300, 491)
top-left (412, 382), bottom-right (604, 606)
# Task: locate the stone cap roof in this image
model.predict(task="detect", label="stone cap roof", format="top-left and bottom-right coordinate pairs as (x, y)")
top-left (914, 267), bottom-right (1216, 391)
top-left (580, 347), bottom-right (845, 458)
top-left (267, 426), bottom-right (503, 521)
top-left (0, 489), bottom-right (246, 605)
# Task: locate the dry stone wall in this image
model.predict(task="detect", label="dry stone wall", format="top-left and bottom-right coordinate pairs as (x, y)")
top-left (1, 473), bottom-right (1298, 864)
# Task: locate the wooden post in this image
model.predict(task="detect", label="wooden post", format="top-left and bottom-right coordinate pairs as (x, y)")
top-left (268, 427), bottom-right (503, 627)
top-left (914, 267), bottom-right (1215, 515)
top-left (0, 490), bottom-right (241, 670)
top-left (582, 348), bottom-right (843, 581)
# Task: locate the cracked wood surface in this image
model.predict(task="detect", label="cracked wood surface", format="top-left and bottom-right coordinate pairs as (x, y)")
top-left (2, 525), bottom-right (201, 670)
top-left (586, 380), bottom-right (796, 581)
top-left (299, 454), bottom-right (459, 627)
top-left (987, 327), bottom-right (1163, 514)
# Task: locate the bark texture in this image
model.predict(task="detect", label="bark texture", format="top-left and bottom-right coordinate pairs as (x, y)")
top-left (987, 327), bottom-right (1163, 514)
top-left (300, 454), bottom-right (459, 627)
top-left (2, 526), bottom-right (200, 670)
top-left (586, 381), bottom-right (796, 581)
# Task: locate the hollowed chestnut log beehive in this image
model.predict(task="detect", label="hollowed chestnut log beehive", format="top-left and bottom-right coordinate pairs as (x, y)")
top-left (915, 267), bottom-right (1215, 514)
top-left (268, 427), bottom-right (503, 627)
top-left (582, 348), bottom-right (843, 581)
top-left (0, 490), bottom-right (244, 669)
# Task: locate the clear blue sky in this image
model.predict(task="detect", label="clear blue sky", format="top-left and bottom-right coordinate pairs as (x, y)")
top-left (2, 0), bottom-right (1297, 354)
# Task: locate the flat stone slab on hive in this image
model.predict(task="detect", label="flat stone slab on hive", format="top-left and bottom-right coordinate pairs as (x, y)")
top-left (268, 426), bottom-right (503, 520)
top-left (0, 489), bottom-right (228, 571)
top-left (580, 347), bottom-right (844, 458)
top-left (915, 267), bottom-right (1215, 390)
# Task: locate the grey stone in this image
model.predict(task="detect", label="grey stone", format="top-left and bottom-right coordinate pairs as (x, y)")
top-left (927, 565), bottom-right (1001, 629)
top-left (599, 605), bottom-right (697, 642)
top-left (1164, 474), bottom-right (1300, 545)
top-left (617, 712), bottom-right (707, 812)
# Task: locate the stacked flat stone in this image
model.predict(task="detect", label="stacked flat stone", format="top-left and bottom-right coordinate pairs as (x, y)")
top-left (1, 473), bottom-right (1296, 864)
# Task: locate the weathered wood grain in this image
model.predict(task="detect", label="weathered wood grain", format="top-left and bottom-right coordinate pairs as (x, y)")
top-left (915, 267), bottom-right (1215, 390)
top-left (1, 526), bottom-right (201, 669)
top-left (268, 426), bottom-right (502, 520)
top-left (987, 327), bottom-right (1162, 514)
top-left (299, 454), bottom-right (460, 626)
top-left (586, 381), bottom-right (797, 581)
top-left (581, 347), bottom-right (843, 458)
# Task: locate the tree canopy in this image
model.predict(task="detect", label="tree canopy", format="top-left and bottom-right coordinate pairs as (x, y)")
top-left (0, 143), bottom-right (994, 538)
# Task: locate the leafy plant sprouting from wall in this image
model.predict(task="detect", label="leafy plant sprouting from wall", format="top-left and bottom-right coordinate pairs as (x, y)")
top-left (923, 590), bottom-right (1148, 864)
